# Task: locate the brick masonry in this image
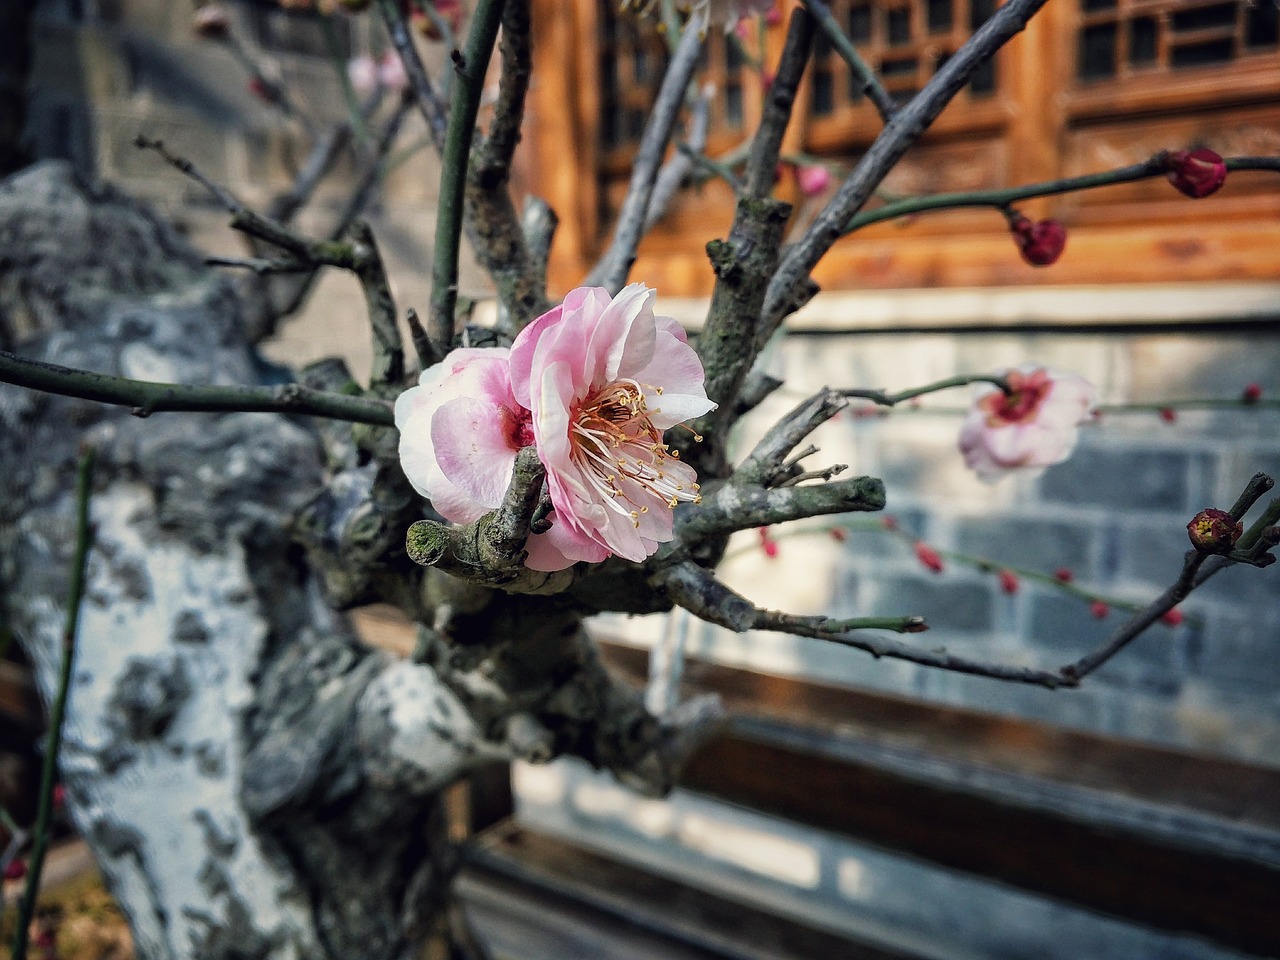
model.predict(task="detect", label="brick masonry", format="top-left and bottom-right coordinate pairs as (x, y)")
top-left (679, 326), bottom-right (1280, 764)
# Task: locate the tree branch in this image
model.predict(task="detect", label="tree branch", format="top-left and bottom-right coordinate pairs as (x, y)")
top-left (843, 155), bottom-right (1280, 234)
top-left (431, 0), bottom-right (507, 353)
top-left (11, 448), bottom-right (94, 960)
top-left (799, 0), bottom-right (895, 122)
top-left (744, 10), bottom-right (814, 198)
top-left (585, 25), bottom-right (705, 293)
top-left (761, 0), bottom-right (1051, 333)
top-left (376, 0), bottom-right (448, 149)
top-left (0, 351), bottom-right (394, 426)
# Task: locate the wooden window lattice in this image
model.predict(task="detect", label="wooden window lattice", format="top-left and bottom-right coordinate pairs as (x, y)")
top-left (808, 0), bottom-right (998, 119)
top-left (1075, 0), bottom-right (1280, 83)
top-left (597, 4), bottom-right (754, 168)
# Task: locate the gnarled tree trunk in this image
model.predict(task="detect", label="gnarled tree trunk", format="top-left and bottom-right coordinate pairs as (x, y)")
top-left (0, 161), bottom-right (717, 959)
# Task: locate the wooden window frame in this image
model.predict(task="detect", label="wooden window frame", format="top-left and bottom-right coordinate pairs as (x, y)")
top-left (522, 0), bottom-right (1280, 298)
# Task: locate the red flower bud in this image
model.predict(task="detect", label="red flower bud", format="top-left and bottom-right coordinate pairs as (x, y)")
top-left (914, 541), bottom-right (944, 573)
top-left (4, 858), bottom-right (26, 880)
top-left (1187, 508), bottom-right (1243, 554)
top-left (1243, 382), bottom-right (1263, 404)
top-left (1053, 567), bottom-right (1074, 583)
top-left (53, 784), bottom-right (65, 809)
top-left (1159, 407), bottom-right (1177, 423)
top-left (1164, 148), bottom-right (1227, 199)
top-left (829, 527), bottom-right (847, 542)
top-left (1090, 600), bottom-right (1109, 619)
top-left (904, 617), bottom-right (929, 633)
top-left (1161, 607), bottom-right (1185, 627)
top-left (1008, 214), bottom-right (1067, 267)
top-left (998, 569), bottom-right (1019, 594)
top-left (880, 515), bottom-right (899, 532)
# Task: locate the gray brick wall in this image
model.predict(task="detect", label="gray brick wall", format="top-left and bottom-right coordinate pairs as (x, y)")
top-left (660, 324), bottom-right (1280, 764)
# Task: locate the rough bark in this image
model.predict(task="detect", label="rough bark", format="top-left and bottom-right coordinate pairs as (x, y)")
top-left (0, 162), bottom-right (718, 959)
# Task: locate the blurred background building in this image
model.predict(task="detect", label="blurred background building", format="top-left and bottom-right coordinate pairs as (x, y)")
top-left (4, 1), bottom-right (1279, 957)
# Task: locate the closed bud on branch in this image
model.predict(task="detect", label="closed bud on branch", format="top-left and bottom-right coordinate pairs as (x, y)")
top-left (914, 541), bottom-right (944, 573)
top-left (1008, 213), bottom-right (1067, 267)
top-left (1163, 148), bottom-right (1227, 199)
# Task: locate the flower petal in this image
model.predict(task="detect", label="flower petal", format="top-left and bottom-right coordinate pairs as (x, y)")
top-left (524, 514), bottom-right (612, 571)
top-left (431, 396), bottom-right (519, 510)
top-left (636, 330), bottom-right (716, 429)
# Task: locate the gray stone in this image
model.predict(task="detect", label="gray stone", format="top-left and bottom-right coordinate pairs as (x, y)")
top-left (1039, 443), bottom-right (1215, 514)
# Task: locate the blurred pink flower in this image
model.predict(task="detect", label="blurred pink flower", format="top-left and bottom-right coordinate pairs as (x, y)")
top-left (509, 284), bottom-right (716, 571)
top-left (796, 164), bottom-right (832, 197)
top-left (347, 55), bottom-right (378, 97)
top-left (959, 366), bottom-right (1096, 482)
top-left (376, 51), bottom-right (409, 92)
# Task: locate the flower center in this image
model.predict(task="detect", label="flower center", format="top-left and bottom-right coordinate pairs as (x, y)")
top-left (569, 379), bottom-right (701, 528)
top-left (981, 369), bottom-right (1050, 426)
top-left (508, 408), bottom-right (536, 449)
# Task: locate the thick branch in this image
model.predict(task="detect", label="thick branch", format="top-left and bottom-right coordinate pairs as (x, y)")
top-left (0, 351), bottom-right (394, 426)
top-left (678, 475), bottom-right (885, 541)
top-left (585, 26), bottom-right (704, 293)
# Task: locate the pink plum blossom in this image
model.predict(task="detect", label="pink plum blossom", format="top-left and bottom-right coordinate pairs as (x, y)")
top-left (958, 366), bottom-right (1096, 482)
top-left (509, 284), bottom-right (717, 571)
top-left (396, 348), bottom-right (534, 525)
top-left (796, 164), bottom-right (833, 197)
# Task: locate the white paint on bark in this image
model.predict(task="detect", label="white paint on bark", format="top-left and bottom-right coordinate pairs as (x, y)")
top-left (18, 483), bottom-right (321, 959)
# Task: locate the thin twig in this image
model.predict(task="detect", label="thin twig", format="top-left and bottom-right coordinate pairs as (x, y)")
top-left (134, 136), bottom-right (366, 268)
top-left (431, 0), bottom-right (507, 353)
top-left (273, 93), bottom-right (416, 321)
top-left (0, 351), bottom-right (394, 427)
top-left (584, 25), bottom-right (705, 293)
top-left (745, 8), bottom-right (815, 198)
top-left (838, 373), bottom-right (1010, 406)
top-left (11, 448), bottom-right (94, 960)
top-left (207, 255), bottom-right (312, 274)
top-left (843, 155), bottom-right (1280, 235)
top-left (476, 0), bottom-right (532, 182)
top-left (644, 85), bottom-right (714, 231)
top-left (377, 0), bottom-right (448, 149)
top-left (799, 0), bottom-right (895, 122)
